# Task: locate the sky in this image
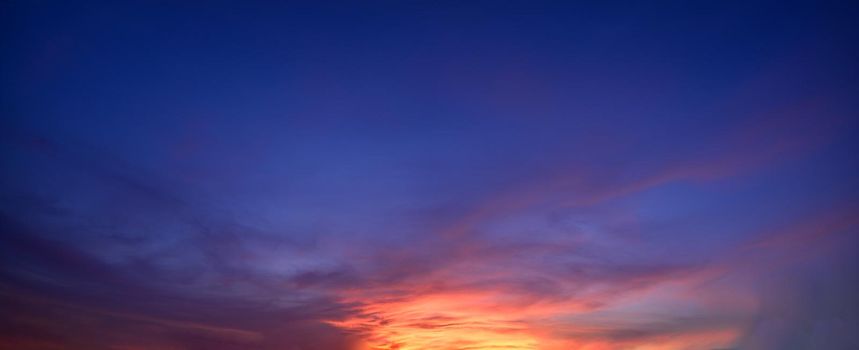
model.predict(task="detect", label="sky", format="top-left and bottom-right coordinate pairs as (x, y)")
top-left (1, 1), bottom-right (858, 349)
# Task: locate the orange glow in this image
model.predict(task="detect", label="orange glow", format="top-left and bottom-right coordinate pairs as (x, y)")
top-left (327, 281), bottom-right (744, 350)
top-left (329, 290), bottom-right (539, 350)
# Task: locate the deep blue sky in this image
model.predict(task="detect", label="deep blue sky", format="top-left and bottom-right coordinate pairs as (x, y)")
top-left (2, 1), bottom-right (858, 349)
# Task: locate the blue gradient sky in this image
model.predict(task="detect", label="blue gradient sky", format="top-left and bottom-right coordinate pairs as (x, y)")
top-left (2, 1), bottom-right (858, 349)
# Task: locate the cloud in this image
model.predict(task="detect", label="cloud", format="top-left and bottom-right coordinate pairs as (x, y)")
top-left (0, 134), bottom-right (363, 349)
top-left (1, 86), bottom-right (854, 349)
top-left (0, 211), bottom-right (362, 350)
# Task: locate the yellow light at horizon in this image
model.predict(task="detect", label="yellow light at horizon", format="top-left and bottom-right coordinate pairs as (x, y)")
top-left (329, 291), bottom-right (540, 350)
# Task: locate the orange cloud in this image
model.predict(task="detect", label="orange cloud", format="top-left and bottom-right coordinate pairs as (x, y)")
top-left (328, 283), bottom-right (744, 350)
top-left (324, 199), bottom-right (857, 350)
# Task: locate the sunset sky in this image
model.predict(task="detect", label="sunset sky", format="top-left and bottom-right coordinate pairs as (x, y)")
top-left (1, 1), bottom-right (858, 349)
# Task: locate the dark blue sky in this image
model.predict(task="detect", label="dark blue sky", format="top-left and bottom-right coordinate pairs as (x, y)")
top-left (2, 1), bottom-right (858, 349)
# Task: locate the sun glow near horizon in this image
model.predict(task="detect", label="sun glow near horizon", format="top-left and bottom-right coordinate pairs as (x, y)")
top-left (325, 279), bottom-right (744, 350)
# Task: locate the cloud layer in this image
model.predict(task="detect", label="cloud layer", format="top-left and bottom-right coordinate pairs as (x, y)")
top-left (2, 1), bottom-right (858, 349)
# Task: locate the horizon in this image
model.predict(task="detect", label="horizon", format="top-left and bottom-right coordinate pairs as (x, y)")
top-left (1, 1), bottom-right (858, 349)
